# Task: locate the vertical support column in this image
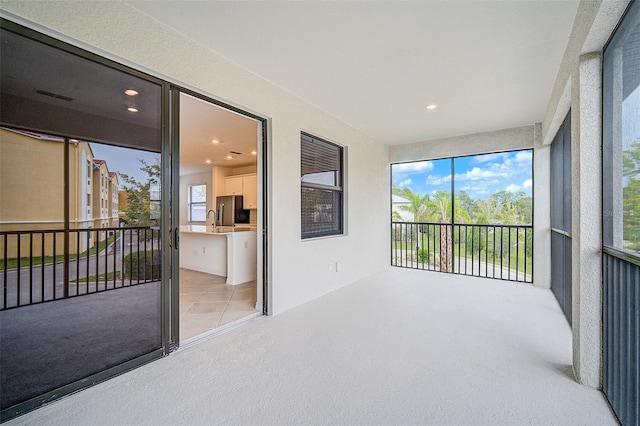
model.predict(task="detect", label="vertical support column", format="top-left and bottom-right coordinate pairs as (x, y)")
top-left (571, 53), bottom-right (603, 388)
top-left (533, 123), bottom-right (551, 289)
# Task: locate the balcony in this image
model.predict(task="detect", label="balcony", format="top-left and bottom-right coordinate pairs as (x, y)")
top-left (2, 267), bottom-right (616, 424)
top-left (1, 226), bottom-right (160, 310)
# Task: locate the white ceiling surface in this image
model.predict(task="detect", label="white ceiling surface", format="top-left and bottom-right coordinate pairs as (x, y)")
top-left (127, 1), bottom-right (579, 146)
top-left (180, 93), bottom-right (258, 176)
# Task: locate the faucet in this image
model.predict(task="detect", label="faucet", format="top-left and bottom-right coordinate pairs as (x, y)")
top-left (206, 209), bottom-right (216, 226)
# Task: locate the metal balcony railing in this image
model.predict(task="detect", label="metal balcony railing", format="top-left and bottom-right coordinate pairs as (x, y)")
top-left (391, 222), bottom-right (533, 283)
top-left (0, 226), bottom-right (161, 310)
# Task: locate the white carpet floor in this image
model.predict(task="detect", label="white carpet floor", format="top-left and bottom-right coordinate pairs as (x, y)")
top-left (7, 268), bottom-right (617, 425)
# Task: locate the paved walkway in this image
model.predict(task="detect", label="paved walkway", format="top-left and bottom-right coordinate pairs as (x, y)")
top-left (6, 268), bottom-right (616, 425)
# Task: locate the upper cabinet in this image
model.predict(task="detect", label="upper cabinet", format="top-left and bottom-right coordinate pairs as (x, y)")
top-left (224, 174), bottom-right (257, 209)
top-left (242, 175), bottom-right (257, 209)
top-left (225, 176), bottom-right (243, 195)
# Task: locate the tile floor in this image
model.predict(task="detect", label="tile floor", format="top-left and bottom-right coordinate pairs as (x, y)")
top-left (179, 269), bottom-right (257, 341)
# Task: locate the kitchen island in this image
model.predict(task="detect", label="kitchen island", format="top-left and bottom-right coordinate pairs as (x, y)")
top-left (179, 225), bottom-right (257, 285)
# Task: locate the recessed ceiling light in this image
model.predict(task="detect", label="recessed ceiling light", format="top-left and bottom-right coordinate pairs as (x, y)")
top-left (425, 104), bottom-right (438, 110)
top-left (127, 107), bottom-right (138, 113)
top-left (205, 160), bottom-right (211, 164)
top-left (251, 150), bottom-right (257, 155)
top-left (212, 139), bottom-right (219, 144)
top-left (226, 155), bottom-right (233, 160)
top-left (125, 89), bottom-right (139, 96)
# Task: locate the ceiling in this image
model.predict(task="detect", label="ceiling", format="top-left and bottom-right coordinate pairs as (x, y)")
top-left (180, 93), bottom-right (258, 176)
top-left (126, 1), bottom-right (580, 145)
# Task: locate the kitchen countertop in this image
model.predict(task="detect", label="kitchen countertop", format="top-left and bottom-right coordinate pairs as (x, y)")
top-left (179, 225), bottom-right (257, 235)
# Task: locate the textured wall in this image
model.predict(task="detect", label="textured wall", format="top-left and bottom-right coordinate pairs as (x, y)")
top-left (0, 1), bottom-right (390, 315)
top-left (571, 53), bottom-right (603, 388)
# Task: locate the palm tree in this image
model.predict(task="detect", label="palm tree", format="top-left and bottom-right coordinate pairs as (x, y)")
top-left (392, 186), bottom-right (430, 259)
top-left (427, 191), bottom-right (453, 272)
top-left (393, 186), bottom-right (430, 222)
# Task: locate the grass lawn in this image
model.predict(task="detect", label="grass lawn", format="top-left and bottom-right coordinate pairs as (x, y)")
top-left (0, 232), bottom-right (119, 271)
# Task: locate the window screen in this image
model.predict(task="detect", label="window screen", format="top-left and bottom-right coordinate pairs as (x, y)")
top-left (603, 0), bottom-right (640, 255)
top-left (301, 132), bottom-right (344, 239)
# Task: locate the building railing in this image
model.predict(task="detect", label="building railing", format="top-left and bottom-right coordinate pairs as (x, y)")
top-left (391, 222), bottom-right (533, 283)
top-left (0, 226), bottom-right (160, 310)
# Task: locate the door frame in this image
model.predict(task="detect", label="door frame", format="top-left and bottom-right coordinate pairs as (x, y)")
top-left (169, 86), bottom-right (269, 347)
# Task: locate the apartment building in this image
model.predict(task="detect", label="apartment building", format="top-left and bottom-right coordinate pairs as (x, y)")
top-left (0, 128), bottom-right (119, 257)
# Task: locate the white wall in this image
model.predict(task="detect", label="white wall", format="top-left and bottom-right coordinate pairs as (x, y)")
top-left (0, 1), bottom-right (390, 316)
top-left (179, 172), bottom-right (212, 226)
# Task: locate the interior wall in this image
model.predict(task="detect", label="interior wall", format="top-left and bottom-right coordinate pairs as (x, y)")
top-left (389, 125), bottom-right (535, 163)
top-left (179, 172), bottom-right (212, 226)
top-left (0, 1), bottom-right (390, 315)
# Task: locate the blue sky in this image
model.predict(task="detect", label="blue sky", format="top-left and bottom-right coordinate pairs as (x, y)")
top-left (90, 143), bottom-right (160, 189)
top-left (392, 150), bottom-right (533, 200)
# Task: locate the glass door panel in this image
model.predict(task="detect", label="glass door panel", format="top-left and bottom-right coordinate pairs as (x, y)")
top-left (0, 24), bottom-right (166, 418)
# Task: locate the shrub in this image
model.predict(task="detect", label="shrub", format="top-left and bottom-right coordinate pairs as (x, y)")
top-left (123, 250), bottom-right (161, 280)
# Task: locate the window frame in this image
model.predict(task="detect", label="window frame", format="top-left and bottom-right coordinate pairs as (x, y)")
top-left (187, 183), bottom-right (207, 223)
top-left (300, 132), bottom-right (345, 240)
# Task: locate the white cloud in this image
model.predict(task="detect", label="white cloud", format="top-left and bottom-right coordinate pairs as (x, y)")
top-left (455, 167), bottom-right (508, 182)
top-left (470, 152), bottom-right (509, 164)
top-left (523, 179), bottom-right (532, 188)
top-left (398, 178), bottom-right (412, 188)
top-left (425, 174), bottom-right (451, 185)
top-left (393, 161), bottom-right (433, 173)
top-left (505, 184), bottom-right (521, 192)
top-left (515, 151), bottom-right (533, 162)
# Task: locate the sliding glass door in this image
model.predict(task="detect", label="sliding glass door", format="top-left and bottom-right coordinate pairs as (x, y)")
top-left (0, 21), bottom-right (170, 420)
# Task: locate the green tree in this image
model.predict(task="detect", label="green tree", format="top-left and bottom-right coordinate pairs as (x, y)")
top-left (426, 191), bottom-right (453, 272)
top-left (119, 158), bottom-right (161, 227)
top-left (392, 186), bottom-right (430, 222)
top-left (455, 190), bottom-right (476, 223)
top-left (623, 140), bottom-right (640, 251)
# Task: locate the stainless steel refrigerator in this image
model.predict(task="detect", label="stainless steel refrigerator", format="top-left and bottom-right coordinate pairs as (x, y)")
top-left (216, 195), bottom-right (250, 226)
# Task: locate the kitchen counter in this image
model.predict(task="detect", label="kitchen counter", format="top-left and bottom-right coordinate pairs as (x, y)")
top-left (180, 224), bottom-right (257, 234)
top-left (179, 225), bottom-right (257, 285)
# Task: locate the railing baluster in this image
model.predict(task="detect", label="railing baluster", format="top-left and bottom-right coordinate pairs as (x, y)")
top-left (75, 230), bottom-right (80, 296)
top-left (484, 226), bottom-right (488, 278)
top-left (16, 234), bottom-right (21, 307)
top-left (104, 231), bottom-right (108, 290)
top-left (3, 234), bottom-right (7, 309)
top-left (95, 230), bottom-right (100, 291)
top-left (86, 230), bottom-right (90, 295)
top-left (28, 233), bottom-right (33, 305)
top-left (516, 227), bottom-right (521, 282)
top-left (389, 221), bottom-right (532, 284)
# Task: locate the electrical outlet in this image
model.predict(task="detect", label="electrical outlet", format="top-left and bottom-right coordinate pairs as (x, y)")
top-left (328, 262), bottom-right (334, 272)
top-left (202, 247), bottom-right (206, 254)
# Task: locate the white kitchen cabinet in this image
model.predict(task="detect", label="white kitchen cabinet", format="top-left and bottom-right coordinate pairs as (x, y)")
top-left (225, 176), bottom-right (243, 195)
top-left (242, 174), bottom-right (258, 209)
top-left (224, 174), bottom-right (257, 209)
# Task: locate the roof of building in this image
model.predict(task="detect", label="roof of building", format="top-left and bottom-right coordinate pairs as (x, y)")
top-left (392, 195), bottom-right (410, 203)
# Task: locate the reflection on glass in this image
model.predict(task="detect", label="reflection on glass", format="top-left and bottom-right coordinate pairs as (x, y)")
top-left (603, 1), bottom-right (640, 254)
top-left (0, 26), bottom-right (164, 415)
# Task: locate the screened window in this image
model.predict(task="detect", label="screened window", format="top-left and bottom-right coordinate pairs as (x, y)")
top-left (603, 0), bottom-right (640, 255)
top-left (188, 184), bottom-right (207, 222)
top-left (301, 132), bottom-right (344, 239)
